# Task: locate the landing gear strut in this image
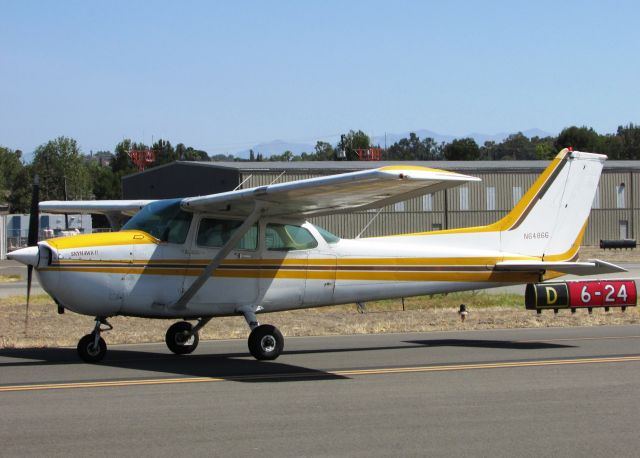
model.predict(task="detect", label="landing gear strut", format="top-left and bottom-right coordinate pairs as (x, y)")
top-left (240, 306), bottom-right (284, 360)
top-left (77, 317), bottom-right (112, 363)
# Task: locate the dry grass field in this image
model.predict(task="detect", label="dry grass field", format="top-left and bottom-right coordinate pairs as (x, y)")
top-left (579, 246), bottom-right (640, 262)
top-left (1, 292), bottom-right (638, 349)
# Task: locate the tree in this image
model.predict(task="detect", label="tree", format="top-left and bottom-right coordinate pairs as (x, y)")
top-left (554, 126), bottom-right (600, 152)
top-left (268, 150), bottom-right (294, 162)
top-left (151, 139), bottom-right (177, 166)
top-left (88, 161), bottom-right (120, 200)
top-left (31, 137), bottom-right (92, 201)
top-left (111, 139), bottom-right (139, 175)
top-left (384, 133), bottom-right (442, 160)
top-left (7, 165), bottom-right (32, 213)
top-left (210, 153), bottom-right (236, 161)
top-left (616, 123), bottom-right (640, 159)
top-left (106, 139), bottom-right (142, 198)
top-left (481, 133), bottom-right (537, 160)
top-left (443, 138), bottom-right (481, 160)
top-left (176, 143), bottom-right (209, 161)
top-left (532, 137), bottom-right (556, 159)
top-left (499, 133), bottom-right (536, 160)
top-left (313, 141), bottom-right (335, 160)
top-left (337, 130), bottom-right (370, 160)
top-left (0, 146), bottom-right (23, 196)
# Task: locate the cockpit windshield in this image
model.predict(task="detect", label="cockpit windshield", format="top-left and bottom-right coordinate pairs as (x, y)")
top-left (122, 199), bottom-right (192, 244)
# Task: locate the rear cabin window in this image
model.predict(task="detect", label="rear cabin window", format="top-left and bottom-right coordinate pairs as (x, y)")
top-left (197, 218), bottom-right (258, 250)
top-left (266, 224), bottom-right (318, 251)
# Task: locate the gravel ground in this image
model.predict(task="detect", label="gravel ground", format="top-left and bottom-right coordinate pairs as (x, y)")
top-left (1, 294), bottom-right (638, 349)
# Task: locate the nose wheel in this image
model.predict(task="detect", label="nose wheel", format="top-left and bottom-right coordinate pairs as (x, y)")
top-left (77, 333), bottom-right (107, 363)
top-left (77, 318), bottom-right (111, 363)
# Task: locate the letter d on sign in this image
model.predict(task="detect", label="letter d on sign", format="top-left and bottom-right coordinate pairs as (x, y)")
top-left (529, 282), bottom-right (569, 309)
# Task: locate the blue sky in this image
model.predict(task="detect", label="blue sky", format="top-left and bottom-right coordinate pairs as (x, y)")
top-left (1, 0), bottom-right (639, 157)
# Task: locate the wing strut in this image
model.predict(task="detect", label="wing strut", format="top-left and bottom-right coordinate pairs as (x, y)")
top-left (171, 203), bottom-right (265, 310)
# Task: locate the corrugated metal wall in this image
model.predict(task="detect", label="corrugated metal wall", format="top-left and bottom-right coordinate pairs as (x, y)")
top-left (239, 168), bottom-right (639, 245)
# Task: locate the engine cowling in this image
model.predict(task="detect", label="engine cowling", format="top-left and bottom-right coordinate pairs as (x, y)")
top-left (525, 280), bottom-right (637, 312)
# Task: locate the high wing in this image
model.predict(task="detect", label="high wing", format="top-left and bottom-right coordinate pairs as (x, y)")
top-left (39, 200), bottom-right (155, 229)
top-left (494, 259), bottom-right (627, 276)
top-left (182, 165), bottom-right (479, 217)
top-left (40, 200), bottom-right (155, 216)
top-left (38, 166), bottom-right (478, 220)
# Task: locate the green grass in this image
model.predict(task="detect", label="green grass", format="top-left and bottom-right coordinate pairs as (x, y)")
top-left (321, 292), bottom-right (523, 313)
top-left (0, 275), bottom-right (21, 283)
top-left (1, 291), bottom-right (523, 312)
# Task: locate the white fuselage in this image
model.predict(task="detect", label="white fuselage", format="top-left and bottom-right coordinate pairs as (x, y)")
top-left (34, 219), bottom-right (541, 319)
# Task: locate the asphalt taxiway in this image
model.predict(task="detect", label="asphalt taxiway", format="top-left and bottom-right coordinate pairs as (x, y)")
top-left (1, 325), bottom-right (639, 457)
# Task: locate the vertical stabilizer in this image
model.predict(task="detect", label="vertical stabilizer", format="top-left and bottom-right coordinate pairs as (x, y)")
top-left (498, 149), bottom-right (606, 260)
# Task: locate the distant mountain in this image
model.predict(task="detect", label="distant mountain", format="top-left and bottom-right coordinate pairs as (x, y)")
top-left (233, 129), bottom-right (555, 158)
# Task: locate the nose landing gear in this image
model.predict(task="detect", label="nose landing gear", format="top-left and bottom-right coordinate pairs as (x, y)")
top-left (77, 317), bottom-right (112, 363)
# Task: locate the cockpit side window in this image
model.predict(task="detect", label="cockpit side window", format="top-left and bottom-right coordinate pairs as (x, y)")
top-left (266, 223), bottom-right (318, 251)
top-left (122, 199), bottom-right (193, 244)
top-left (197, 218), bottom-right (258, 250)
top-left (313, 225), bottom-right (340, 244)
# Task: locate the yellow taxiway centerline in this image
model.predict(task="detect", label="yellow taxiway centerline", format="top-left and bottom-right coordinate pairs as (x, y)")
top-left (1, 355), bottom-right (640, 393)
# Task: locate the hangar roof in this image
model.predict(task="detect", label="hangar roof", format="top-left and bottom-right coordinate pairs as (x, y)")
top-left (125, 159), bottom-right (640, 179)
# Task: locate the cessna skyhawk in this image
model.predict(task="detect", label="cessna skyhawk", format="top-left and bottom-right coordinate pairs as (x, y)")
top-left (8, 149), bottom-right (624, 362)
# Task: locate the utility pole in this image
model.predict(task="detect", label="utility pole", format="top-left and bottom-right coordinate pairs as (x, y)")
top-left (63, 176), bottom-right (69, 230)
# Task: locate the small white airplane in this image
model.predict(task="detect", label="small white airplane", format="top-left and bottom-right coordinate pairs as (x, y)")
top-left (8, 149), bottom-right (626, 362)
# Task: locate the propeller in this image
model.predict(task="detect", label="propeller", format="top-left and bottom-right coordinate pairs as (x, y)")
top-left (25, 175), bottom-right (40, 332)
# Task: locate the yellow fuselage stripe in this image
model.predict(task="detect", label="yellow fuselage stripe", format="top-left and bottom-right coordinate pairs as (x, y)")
top-left (39, 265), bottom-right (538, 283)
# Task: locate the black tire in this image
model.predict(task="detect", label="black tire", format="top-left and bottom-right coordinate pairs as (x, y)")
top-left (77, 333), bottom-right (107, 363)
top-left (166, 321), bottom-right (199, 355)
top-left (248, 324), bottom-right (284, 360)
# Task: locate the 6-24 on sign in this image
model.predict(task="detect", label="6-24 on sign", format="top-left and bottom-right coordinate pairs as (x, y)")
top-left (567, 280), bottom-right (636, 307)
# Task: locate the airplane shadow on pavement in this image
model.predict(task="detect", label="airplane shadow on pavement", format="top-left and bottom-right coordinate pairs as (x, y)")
top-left (0, 347), bottom-right (348, 383)
top-left (0, 338), bottom-right (574, 384)
top-left (404, 339), bottom-right (575, 350)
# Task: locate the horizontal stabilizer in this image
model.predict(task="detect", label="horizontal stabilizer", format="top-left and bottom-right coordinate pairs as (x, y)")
top-left (494, 259), bottom-right (626, 276)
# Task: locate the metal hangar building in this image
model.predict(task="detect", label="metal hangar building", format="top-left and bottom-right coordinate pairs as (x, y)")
top-left (122, 160), bottom-right (640, 246)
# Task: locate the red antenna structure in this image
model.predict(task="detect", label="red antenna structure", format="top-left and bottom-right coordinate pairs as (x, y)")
top-left (355, 147), bottom-right (382, 161)
top-left (128, 148), bottom-right (156, 171)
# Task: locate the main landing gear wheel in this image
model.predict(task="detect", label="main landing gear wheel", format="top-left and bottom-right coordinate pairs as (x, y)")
top-left (166, 321), bottom-right (199, 355)
top-left (248, 324), bottom-right (284, 361)
top-left (77, 333), bottom-right (107, 363)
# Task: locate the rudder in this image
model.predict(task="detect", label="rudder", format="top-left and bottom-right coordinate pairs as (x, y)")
top-left (498, 149), bottom-right (606, 260)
